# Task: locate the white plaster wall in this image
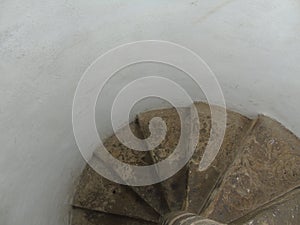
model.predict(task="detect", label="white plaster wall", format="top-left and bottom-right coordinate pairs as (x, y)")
top-left (0, 0), bottom-right (299, 225)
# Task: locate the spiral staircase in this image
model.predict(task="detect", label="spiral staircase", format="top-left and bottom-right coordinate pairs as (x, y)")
top-left (71, 102), bottom-right (300, 225)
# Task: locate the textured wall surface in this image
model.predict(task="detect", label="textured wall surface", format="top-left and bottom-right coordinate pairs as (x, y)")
top-left (0, 0), bottom-right (299, 224)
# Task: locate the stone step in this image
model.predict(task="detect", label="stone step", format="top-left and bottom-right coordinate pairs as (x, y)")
top-left (202, 115), bottom-right (300, 223)
top-left (138, 102), bottom-right (251, 212)
top-left (72, 165), bottom-right (159, 223)
top-left (231, 188), bottom-right (300, 225)
top-left (186, 102), bottom-right (251, 213)
top-left (93, 121), bottom-right (169, 216)
top-left (72, 208), bottom-right (156, 225)
top-left (138, 107), bottom-right (192, 211)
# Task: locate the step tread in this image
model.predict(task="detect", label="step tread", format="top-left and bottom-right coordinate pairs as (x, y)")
top-left (202, 115), bottom-right (300, 223)
top-left (187, 102), bottom-right (252, 213)
top-left (231, 188), bottom-right (300, 225)
top-left (93, 121), bottom-right (169, 215)
top-left (72, 208), bottom-right (156, 225)
top-left (138, 107), bottom-right (192, 211)
top-left (72, 165), bottom-right (159, 223)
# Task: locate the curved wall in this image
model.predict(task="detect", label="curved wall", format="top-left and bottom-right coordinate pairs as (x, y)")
top-left (1, 1), bottom-right (299, 225)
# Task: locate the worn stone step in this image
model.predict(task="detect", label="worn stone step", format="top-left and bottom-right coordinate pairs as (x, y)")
top-left (138, 103), bottom-right (251, 213)
top-left (186, 102), bottom-right (251, 213)
top-left (93, 121), bottom-right (169, 216)
top-left (231, 188), bottom-right (300, 225)
top-left (202, 115), bottom-right (300, 223)
top-left (72, 165), bottom-right (159, 223)
top-left (138, 107), bottom-right (193, 211)
top-left (72, 208), bottom-right (156, 225)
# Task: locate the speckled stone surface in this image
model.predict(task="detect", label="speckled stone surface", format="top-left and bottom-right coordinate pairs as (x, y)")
top-left (186, 102), bottom-right (251, 213)
top-left (138, 107), bottom-right (192, 211)
top-left (232, 188), bottom-right (300, 225)
top-left (72, 208), bottom-right (156, 225)
top-left (203, 115), bottom-right (300, 223)
top-left (72, 165), bottom-right (159, 222)
top-left (138, 103), bottom-right (251, 213)
top-left (72, 106), bottom-right (300, 225)
top-left (94, 121), bottom-right (169, 215)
